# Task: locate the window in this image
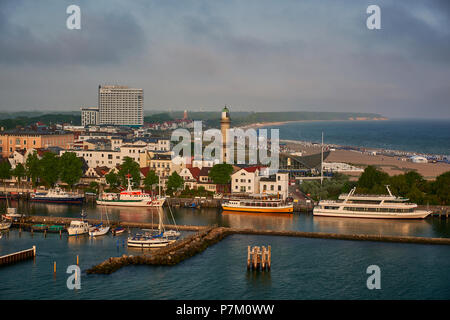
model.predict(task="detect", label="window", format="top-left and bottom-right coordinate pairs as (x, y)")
top-left (278, 186), bottom-right (282, 191)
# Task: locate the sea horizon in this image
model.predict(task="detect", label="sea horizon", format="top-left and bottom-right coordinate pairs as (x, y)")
top-left (256, 118), bottom-right (450, 156)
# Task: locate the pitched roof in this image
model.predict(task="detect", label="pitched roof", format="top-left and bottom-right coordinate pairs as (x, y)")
top-left (198, 167), bottom-right (212, 177)
top-left (140, 167), bottom-right (150, 177)
top-left (243, 165), bottom-right (264, 173)
top-left (187, 167), bottom-right (201, 180)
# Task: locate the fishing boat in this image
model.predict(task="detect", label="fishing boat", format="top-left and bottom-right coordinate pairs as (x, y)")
top-left (67, 211), bottom-right (91, 236)
top-left (96, 175), bottom-right (166, 207)
top-left (221, 194), bottom-right (294, 213)
top-left (127, 207), bottom-right (180, 248)
top-left (30, 186), bottom-right (84, 204)
top-left (313, 186), bottom-right (432, 219)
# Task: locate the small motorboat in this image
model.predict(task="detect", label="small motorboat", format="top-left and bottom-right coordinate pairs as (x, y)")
top-left (112, 226), bottom-right (125, 236)
top-left (67, 211), bottom-right (91, 236)
top-left (0, 220), bottom-right (12, 231)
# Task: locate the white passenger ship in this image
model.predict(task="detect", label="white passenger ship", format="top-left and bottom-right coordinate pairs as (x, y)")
top-left (96, 175), bottom-right (165, 207)
top-left (313, 186), bottom-right (431, 219)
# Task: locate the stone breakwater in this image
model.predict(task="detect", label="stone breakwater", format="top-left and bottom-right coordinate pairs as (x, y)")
top-left (86, 227), bottom-right (450, 275)
top-left (86, 226), bottom-right (231, 274)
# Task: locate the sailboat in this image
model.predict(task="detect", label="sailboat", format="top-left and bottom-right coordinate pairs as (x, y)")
top-left (89, 204), bottom-right (110, 237)
top-left (127, 207), bottom-right (180, 248)
top-left (1, 194), bottom-right (17, 230)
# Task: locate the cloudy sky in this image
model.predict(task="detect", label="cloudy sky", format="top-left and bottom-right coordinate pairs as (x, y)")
top-left (0, 0), bottom-right (449, 118)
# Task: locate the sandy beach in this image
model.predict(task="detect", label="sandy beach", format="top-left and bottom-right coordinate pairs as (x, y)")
top-left (283, 140), bottom-right (450, 180)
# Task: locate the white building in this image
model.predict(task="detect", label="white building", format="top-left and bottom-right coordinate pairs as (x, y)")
top-left (231, 166), bottom-right (262, 194)
top-left (81, 107), bottom-right (99, 126)
top-left (322, 162), bottom-right (364, 173)
top-left (259, 173), bottom-right (289, 200)
top-left (98, 85), bottom-right (144, 127)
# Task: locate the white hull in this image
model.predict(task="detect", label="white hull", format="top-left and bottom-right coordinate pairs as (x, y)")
top-left (96, 199), bottom-right (165, 207)
top-left (67, 228), bottom-right (89, 236)
top-left (127, 238), bottom-right (176, 248)
top-left (0, 222), bottom-right (12, 230)
top-left (313, 209), bottom-right (431, 219)
top-left (89, 226), bottom-right (110, 237)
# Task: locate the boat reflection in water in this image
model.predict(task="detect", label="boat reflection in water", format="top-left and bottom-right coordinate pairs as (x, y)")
top-left (221, 210), bottom-right (293, 230)
top-left (312, 216), bottom-right (433, 237)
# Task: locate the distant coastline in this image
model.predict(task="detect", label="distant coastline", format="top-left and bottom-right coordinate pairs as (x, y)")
top-left (236, 117), bottom-right (389, 130)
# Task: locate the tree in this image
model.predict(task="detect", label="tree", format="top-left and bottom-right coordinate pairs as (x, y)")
top-left (39, 152), bottom-right (60, 187)
top-left (434, 171), bottom-right (450, 205)
top-left (208, 163), bottom-right (233, 193)
top-left (0, 160), bottom-right (12, 191)
top-left (118, 157), bottom-right (141, 187)
top-left (25, 151), bottom-right (41, 187)
top-left (357, 165), bottom-right (389, 193)
top-left (143, 170), bottom-right (159, 193)
top-left (87, 181), bottom-right (99, 194)
top-left (166, 172), bottom-right (184, 195)
top-left (105, 171), bottom-right (120, 191)
top-left (12, 163), bottom-right (26, 191)
top-left (59, 152), bottom-right (83, 190)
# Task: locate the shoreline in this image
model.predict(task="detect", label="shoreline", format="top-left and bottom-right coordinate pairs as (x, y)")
top-left (235, 120), bottom-right (447, 158)
top-left (236, 118), bottom-right (388, 130)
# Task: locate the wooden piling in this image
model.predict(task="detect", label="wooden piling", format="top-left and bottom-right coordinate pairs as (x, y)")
top-left (247, 245), bottom-right (271, 271)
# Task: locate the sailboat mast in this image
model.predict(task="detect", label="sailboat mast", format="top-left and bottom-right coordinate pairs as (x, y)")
top-left (320, 132), bottom-right (324, 186)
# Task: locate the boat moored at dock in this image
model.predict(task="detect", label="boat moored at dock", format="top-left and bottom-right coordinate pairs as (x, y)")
top-left (221, 195), bottom-right (294, 213)
top-left (313, 186), bottom-right (432, 219)
top-left (30, 186), bottom-right (84, 204)
top-left (96, 175), bottom-right (165, 207)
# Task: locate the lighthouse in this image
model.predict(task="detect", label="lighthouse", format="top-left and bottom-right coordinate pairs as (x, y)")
top-left (220, 106), bottom-right (231, 162)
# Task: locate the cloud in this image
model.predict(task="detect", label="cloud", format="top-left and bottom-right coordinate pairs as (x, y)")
top-left (0, 1), bottom-right (146, 65)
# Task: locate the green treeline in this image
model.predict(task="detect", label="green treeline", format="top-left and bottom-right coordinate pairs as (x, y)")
top-left (300, 166), bottom-right (450, 205)
top-left (0, 113), bottom-right (81, 129)
top-left (0, 151), bottom-right (83, 189)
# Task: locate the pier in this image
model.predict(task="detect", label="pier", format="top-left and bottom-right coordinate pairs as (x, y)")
top-left (0, 246), bottom-right (36, 266)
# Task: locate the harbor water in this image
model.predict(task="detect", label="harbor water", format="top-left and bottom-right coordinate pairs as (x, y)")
top-left (1, 201), bottom-right (450, 299)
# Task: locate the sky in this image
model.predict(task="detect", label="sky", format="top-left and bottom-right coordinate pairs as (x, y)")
top-left (0, 0), bottom-right (449, 118)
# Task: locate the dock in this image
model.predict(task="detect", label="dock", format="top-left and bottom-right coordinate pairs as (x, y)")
top-left (0, 246), bottom-right (36, 266)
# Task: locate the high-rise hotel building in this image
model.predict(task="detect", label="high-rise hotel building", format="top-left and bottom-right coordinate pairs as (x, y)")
top-left (98, 85), bottom-right (144, 127)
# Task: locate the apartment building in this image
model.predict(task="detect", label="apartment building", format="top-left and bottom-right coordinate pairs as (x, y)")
top-left (81, 107), bottom-right (99, 126)
top-left (0, 130), bottom-right (74, 158)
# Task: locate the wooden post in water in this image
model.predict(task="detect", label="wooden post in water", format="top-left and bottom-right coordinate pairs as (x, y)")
top-left (247, 245), bottom-right (271, 271)
top-left (247, 246), bottom-right (251, 270)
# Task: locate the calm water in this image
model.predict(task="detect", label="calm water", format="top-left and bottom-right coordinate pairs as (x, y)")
top-left (1, 201), bottom-right (450, 300)
top-left (260, 119), bottom-right (450, 155)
